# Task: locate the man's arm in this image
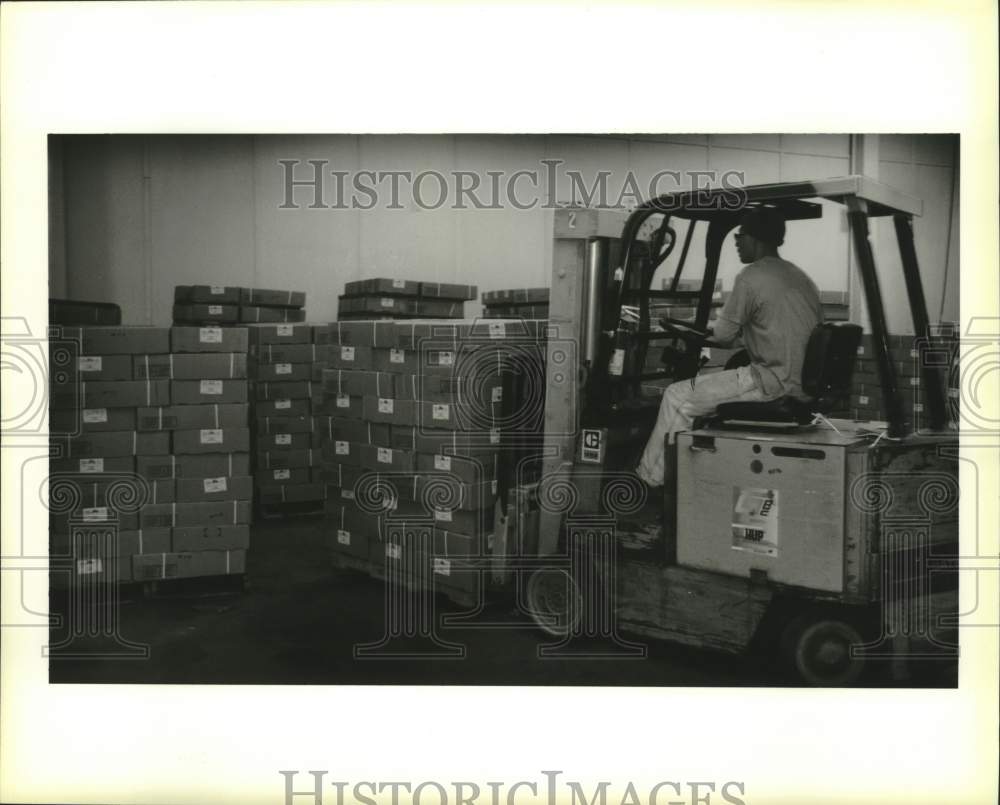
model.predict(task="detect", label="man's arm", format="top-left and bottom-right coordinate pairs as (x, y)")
top-left (708, 274), bottom-right (750, 347)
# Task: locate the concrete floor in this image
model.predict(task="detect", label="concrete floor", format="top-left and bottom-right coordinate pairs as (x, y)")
top-left (48, 520), bottom-right (954, 687)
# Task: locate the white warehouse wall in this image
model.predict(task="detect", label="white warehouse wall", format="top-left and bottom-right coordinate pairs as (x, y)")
top-left (49, 133), bottom-right (958, 332)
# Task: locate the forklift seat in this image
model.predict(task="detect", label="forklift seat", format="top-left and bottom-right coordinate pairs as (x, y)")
top-left (712, 323), bottom-right (863, 427)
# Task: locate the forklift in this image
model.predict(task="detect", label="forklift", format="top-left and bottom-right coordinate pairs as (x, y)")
top-left (515, 176), bottom-right (959, 685)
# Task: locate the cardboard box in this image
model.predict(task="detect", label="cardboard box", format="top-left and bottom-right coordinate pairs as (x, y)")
top-left (256, 398), bottom-right (310, 418)
top-left (251, 343), bottom-right (324, 363)
top-left (415, 476), bottom-right (495, 511)
top-left (50, 456), bottom-right (135, 475)
top-left (254, 381), bottom-right (313, 401)
top-left (52, 380), bottom-right (170, 410)
top-left (61, 430), bottom-right (170, 458)
top-left (317, 393), bottom-right (364, 419)
top-left (256, 448), bottom-right (318, 470)
top-left (171, 524), bottom-right (250, 552)
top-left (373, 518), bottom-right (433, 573)
top-left (174, 285), bottom-right (244, 304)
top-left (396, 371), bottom-right (504, 405)
top-left (134, 353), bottom-right (248, 380)
top-left (49, 407), bottom-right (136, 435)
top-left (132, 549), bottom-right (246, 581)
top-left (171, 326), bottom-right (250, 354)
top-left (416, 400), bottom-right (502, 430)
top-left (419, 282), bottom-right (478, 301)
top-left (51, 527), bottom-right (172, 560)
top-left (50, 507), bottom-right (139, 534)
top-left (326, 320), bottom-right (398, 348)
top-left (175, 475), bottom-right (253, 503)
top-left (362, 396), bottom-right (417, 426)
top-left (338, 295), bottom-right (417, 315)
top-left (136, 403), bottom-right (248, 431)
top-left (372, 347), bottom-right (419, 374)
top-left (415, 299), bottom-right (464, 317)
top-left (140, 500), bottom-right (251, 529)
top-left (239, 306), bottom-right (307, 324)
top-left (258, 483), bottom-right (327, 504)
top-left (136, 453), bottom-right (250, 480)
top-left (252, 361), bottom-right (312, 382)
top-left (332, 419), bottom-right (391, 447)
top-left (247, 323), bottom-right (312, 345)
top-left (321, 369), bottom-right (394, 397)
top-left (316, 463), bottom-right (365, 491)
top-left (49, 477), bottom-right (175, 509)
top-left (173, 303), bottom-right (240, 324)
top-left (51, 354), bottom-right (133, 382)
top-left (312, 324), bottom-right (333, 344)
top-left (255, 432), bottom-right (315, 451)
top-left (344, 278), bottom-right (420, 297)
top-left (256, 467), bottom-right (311, 485)
top-left (359, 444), bottom-right (415, 473)
top-left (328, 344), bottom-right (374, 370)
top-left (239, 288), bottom-right (306, 308)
top-left (391, 426), bottom-right (501, 454)
top-left (57, 326), bottom-right (172, 355)
top-left (415, 451), bottom-right (499, 485)
top-left (320, 440), bottom-right (362, 468)
top-left (482, 287), bottom-right (549, 305)
top-left (257, 416), bottom-right (314, 434)
top-left (171, 379), bottom-right (248, 405)
top-left (323, 504), bottom-right (373, 560)
top-left (172, 427), bottom-right (251, 454)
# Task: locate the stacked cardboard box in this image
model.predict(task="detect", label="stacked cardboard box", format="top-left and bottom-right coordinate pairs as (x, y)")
top-left (249, 323), bottom-right (328, 511)
top-left (849, 325), bottom-right (960, 428)
top-left (48, 325), bottom-right (250, 585)
top-left (174, 285), bottom-right (306, 326)
top-left (337, 278), bottom-right (477, 321)
top-left (482, 288), bottom-right (550, 319)
top-left (319, 318), bottom-right (546, 598)
top-left (49, 298), bottom-right (122, 326)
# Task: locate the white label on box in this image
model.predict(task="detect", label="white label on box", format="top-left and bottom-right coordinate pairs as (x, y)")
top-left (200, 380), bottom-right (223, 395)
top-left (335, 441), bottom-right (350, 455)
top-left (390, 348), bottom-right (405, 364)
top-left (913, 403), bottom-right (924, 412)
top-left (385, 544), bottom-right (401, 560)
top-left (437, 351), bottom-right (454, 366)
top-left (341, 346), bottom-right (355, 361)
top-left (200, 428), bottom-right (223, 444)
top-left (210, 285), bottom-right (225, 295)
top-left (208, 305), bottom-right (223, 315)
top-left (380, 297), bottom-right (395, 308)
top-left (491, 479), bottom-right (498, 494)
top-left (77, 558), bottom-right (103, 576)
top-left (79, 458), bottom-right (103, 473)
top-left (490, 428), bottom-right (500, 444)
top-left (204, 477), bottom-right (228, 493)
top-left (275, 433), bottom-right (292, 446)
top-left (275, 398), bottom-right (292, 410)
top-left (947, 387), bottom-right (959, 399)
top-left (910, 349), bottom-right (920, 358)
top-left (199, 327), bottom-right (223, 343)
top-left (857, 345), bottom-right (866, 355)
top-left (377, 398), bottom-right (394, 414)
top-left (432, 403), bottom-right (450, 421)
top-left (488, 321), bottom-right (506, 339)
top-left (336, 394), bottom-right (350, 409)
top-left (274, 469), bottom-right (291, 481)
top-left (392, 278), bottom-right (406, 289)
top-left (910, 377), bottom-right (921, 386)
top-left (83, 507), bottom-right (109, 522)
top-left (275, 363), bottom-right (292, 375)
top-left (377, 447), bottom-right (393, 464)
top-left (78, 356), bottom-right (102, 372)
top-left (276, 324), bottom-right (294, 337)
top-left (731, 487), bottom-right (779, 557)
top-left (433, 558), bottom-right (451, 577)
top-left (341, 489), bottom-right (355, 500)
top-left (491, 387), bottom-right (502, 403)
top-left (859, 395), bottom-right (869, 405)
top-left (82, 408), bottom-right (108, 423)
top-left (337, 529), bottom-right (352, 545)
top-left (434, 455), bottom-right (451, 471)
top-left (434, 508), bottom-right (453, 523)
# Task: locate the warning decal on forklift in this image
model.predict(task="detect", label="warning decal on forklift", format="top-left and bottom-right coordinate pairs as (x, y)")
top-left (731, 487), bottom-right (778, 557)
top-left (581, 429), bottom-right (603, 463)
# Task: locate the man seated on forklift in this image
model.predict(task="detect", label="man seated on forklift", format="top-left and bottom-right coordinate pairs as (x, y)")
top-left (635, 207), bottom-right (823, 529)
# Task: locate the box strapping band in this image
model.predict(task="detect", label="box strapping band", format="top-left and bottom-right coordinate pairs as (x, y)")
top-left (281, 485), bottom-right (287, 503)
top-left (138, 529), bottom-right (144, 554)
top-left (144, 354), bottom-right (150, 379)
top-left (214, 404), bottom-right (220, 429)
top-left (152, 480), bottom-right (157, 504)
top-left (169, 354), bottom-right (174, 378)
top-left (340, 508), bottom-right (345, 530)
top-left (229, 352), bottom-right (234, 377)
top-left (161, 552), bottom-right (166, 579)
top-left (327, 418), bottom-right (333, 440)
top-left (157, 406), bottom-right (163, 430)
top-left (370, 320), bottom-right (376, 346)
top-left (228, 453), bottom-right (233, 475)
top-left (171, 454), bottom-right (176, 477)
top-left (172, 502), bottom-right (177, 527)
top-left (92, 484), bottom-right (98, 507)
top-left (145, 379), bottom-right (151, 405)
top-left (366, 422), bottom-right (373, 444)
top-left (82, 380), bottom-right (87, 406)
top-left (226, 550), bottom-right (231, 574)
top-left (232, 500), bottom-right (237, 524)
top-left (408, 374), bottom-right (416, 400)
top-left (132, 431), bottom-right (137, 456)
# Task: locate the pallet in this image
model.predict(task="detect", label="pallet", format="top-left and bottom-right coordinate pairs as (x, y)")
top-left (122, 572), bottom-right (249, 600)
top-left (329, 551), bottom-right (479, 608)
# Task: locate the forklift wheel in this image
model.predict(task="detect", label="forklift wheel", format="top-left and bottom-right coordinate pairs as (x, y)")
top-left (785, 617), bottom-right (866, 686)
top-left (525, 569), bottom-right (583, 638)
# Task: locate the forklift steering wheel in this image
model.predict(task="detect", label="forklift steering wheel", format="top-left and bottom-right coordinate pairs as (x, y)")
top-left (658, 317), bottom-right (710, 343)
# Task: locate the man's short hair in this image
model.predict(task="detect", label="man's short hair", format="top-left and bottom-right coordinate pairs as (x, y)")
top-left (740, 207), bottom-right (786, 246)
